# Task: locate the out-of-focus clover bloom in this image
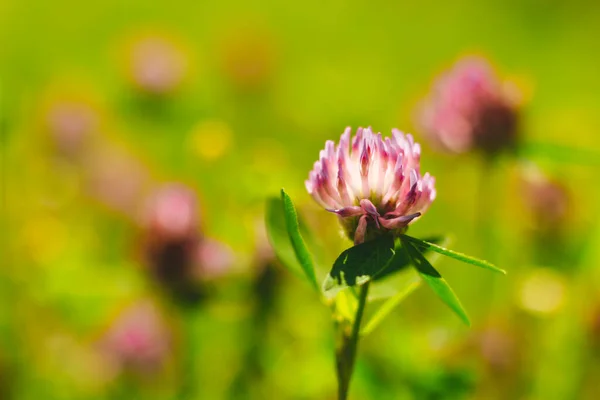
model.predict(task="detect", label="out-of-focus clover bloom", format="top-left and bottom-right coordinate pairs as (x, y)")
top-left (140, 184), bottom-right (235, 304)
top-left (193, 238), bottom-right (235, 280)
top-left (306, 127), bottom-right (436, 244)
top-left (45, 100), bottom-right (99, 158)
top-left (520, 164), bottom-right (570, 234)
top-left (144, 184), bottom-right (199, 242)
top-left (142, 184), bottom-right (201, 292)
top-left (125, 34), bottom-right (188, 95)
top-left (419, 57), bottom-right (520, 155)
top-left (101, 301), bottom-right (170, 374)
top-left (85, 147), bottom-right (150, 215)
top-left (476, 326), bottom-right (518, 373)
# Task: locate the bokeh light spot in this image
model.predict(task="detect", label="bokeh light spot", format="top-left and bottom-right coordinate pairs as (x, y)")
top-left (189, 120), bottom-right (233, 161)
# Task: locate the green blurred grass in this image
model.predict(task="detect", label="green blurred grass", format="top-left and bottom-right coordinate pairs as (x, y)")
top-left (3, 0), bottom-right (600, 399)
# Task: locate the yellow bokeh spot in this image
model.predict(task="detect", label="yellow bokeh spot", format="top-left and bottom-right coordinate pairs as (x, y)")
top-left (189, 120), bottom-right (233, 161)
top-left (20, 215), bottom-right (67, 265)
top-left (517, 268), bottom-right (566, 316)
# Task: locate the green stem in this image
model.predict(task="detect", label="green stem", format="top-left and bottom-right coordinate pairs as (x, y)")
top-left (336, 282), bottom-right (370, 400)
top-left (477, 158), bottom-right (502, 313)
top-left (476, 157), bottom-right (495, 258)
top-left (178, 308), bottom-right (198, 400)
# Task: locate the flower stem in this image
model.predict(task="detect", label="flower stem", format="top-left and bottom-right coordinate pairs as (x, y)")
top-left (178, 307), bottom-right (199, 400)
top-left (476, 157), bottom-right (495, 258)
top-left (477, 157), bottom-right (502, 311)
top-left (336, 281), bottom-right (370, 400)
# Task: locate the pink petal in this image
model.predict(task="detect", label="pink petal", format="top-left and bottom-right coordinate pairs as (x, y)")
top-left (354, 215), bottom-right (368, 245)
top-left (378, 212), bottom-right (421, 229)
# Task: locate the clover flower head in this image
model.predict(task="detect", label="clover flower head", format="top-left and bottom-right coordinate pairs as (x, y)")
top-left (101, 302), bottom-right (170, 373)
top-left (306, 127), bottom-right (436, 244)
top-left (46, 100), bottom-right (98, 158)
top-left (521, 164), bottom-right (570, 233)
top-left (143, 184), bottom-right (199, 242)
top-left (419, 56), bottom-right (519, 155)
top-left (128, 35), bottom-right (187, 95)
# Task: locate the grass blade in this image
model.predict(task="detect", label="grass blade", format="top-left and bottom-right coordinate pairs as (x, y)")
top-left (403, 238), bottom-right (471, 326)
top-left (401, 235), bottom-right (505, 275)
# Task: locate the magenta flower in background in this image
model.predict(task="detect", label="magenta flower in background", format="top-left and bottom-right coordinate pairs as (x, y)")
top-left (418, 57), bottom-right (520, 155)
top-left (45, 100), bottom-right (98, 158)
top-left (306, 127), bottom-right (436, 244)
top-left (475, 325), bottom-right (518, 373)
top-left (126, 34), bottom-right (188, 95)
top-left (193, 238), bottom-right (235, 280)
top-left (85, 147), bottom-right (150, 215)
top-left (141, 184), bottom-right (201, 291)
top-left (140, 183), bottom-right (234, 304)
top-left (143, 183), bottom-right (200, 242)
top-left (101, 301), bottom-right (170, 374)
top-left (520, 164), bottom-right (570, 234)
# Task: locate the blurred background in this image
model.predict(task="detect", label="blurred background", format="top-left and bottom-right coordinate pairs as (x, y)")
top-left (3, 0), bottom-right (600, 399)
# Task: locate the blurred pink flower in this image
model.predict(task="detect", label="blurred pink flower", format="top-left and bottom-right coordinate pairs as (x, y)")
top-left (127, 35), bottom-right (188, 95)
top-left (140, 184), bottom-right (235, 303)
top-left (85, 147), bottom-right (150, 215)
top-left (306, 127), bottom-right (436, 244)
top-left (477, 327), bottom-right (517, 373)
top-left (45, 100), bottom-right (98, 157)
top-left (194, 238), bottom-right (235, 280)
top-left (142, 184), bottom-right (199, 242)
top-left (252, 218), bottom-right (275, 270)
top-left (141, 185), bottom-right (201, 292)
top-left (419, 57), bottom-right (519, 155)
top-left (101, 301), bottom-right (170, 374)
top-left (520, 165), bottom-right (570, 233)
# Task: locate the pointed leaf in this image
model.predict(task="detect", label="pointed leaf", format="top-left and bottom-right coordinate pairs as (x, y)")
top-left (265, 191), bottom-right (318, 290)
top-left (369, 236), bottom-right (452, 301)
top-left (373, 236), bottom-right (446, 281)
top-left (279, 189), bottom-right (319, 290)
top-left (265, 197), bottom-right (304, 279)
top-left (323, 234), bottom-right (395, 296)
top-left (401, 235), bottom-right (505, 275)
top-left (403, 239), bottom-right (470, 326)
top-left (279, 190), bottom-right (319, 290)
top-left (361, 278), bottom-right (421, 336)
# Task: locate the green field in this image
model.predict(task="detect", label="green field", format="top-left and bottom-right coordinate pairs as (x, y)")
top-left (3, 1), bottom-right (600, 398)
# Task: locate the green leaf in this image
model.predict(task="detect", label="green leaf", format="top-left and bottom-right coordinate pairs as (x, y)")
top-left (265, 197), bottom-right (305, 280)
top-left (361, 278), bottom-right (421, 336)
top-left (265, 193), bottom-right (318, 289)
top-left (401, 235), bottom-right (505, 275)
top-left (323, 234), bottom-right (395, 296)
top-left (373, 236), bottom-right (446, 281)
top-left (402, 238), bottom-right (471, 326)
top-left (279, 189), bottom-right (319, 290)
